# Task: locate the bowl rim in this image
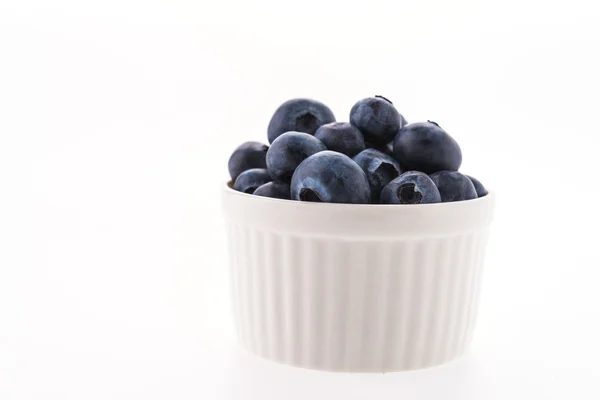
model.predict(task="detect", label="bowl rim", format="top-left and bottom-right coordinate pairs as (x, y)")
top-left (223, 182), bottom-right (495, 237)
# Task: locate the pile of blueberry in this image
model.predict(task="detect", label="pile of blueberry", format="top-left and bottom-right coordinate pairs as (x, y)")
top-left (228, 97), bottom-right (487, 204)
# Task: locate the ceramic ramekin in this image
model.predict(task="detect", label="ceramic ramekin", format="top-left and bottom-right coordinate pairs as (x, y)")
top-left (222, 184), bottom-right (495, 372)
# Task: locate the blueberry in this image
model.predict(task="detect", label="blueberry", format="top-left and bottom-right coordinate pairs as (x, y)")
top-left (400, 113), bottom-right (408, 127)
top-left (384, 97), bottom-right (408, 126)
top-left (466, 175), bottom-right (488, 197)
top-left (429, 171), bottom-right (477, 202)
top-left (291, 151), bottom-right (371, 204)
top-left (380, 171), bottom-right (441, 204)
top-left (349, 96), bottom-right (405, 145)
top-left (228, 141), bottom-right (269, 181)
top-left (314, 122), bottom-right (365, 157)
top-left (253, 181), bottom-right (291, 199)
top-left (266, 131), bottom-right (327, 182)
top-left (364, 140), bottom-right (394, 156)
top-left (267, 98), bottom-right (336, 144)
top-left (392, 121), bottom-right (462, 174)
top-left (233, 168), bottom-right (272, 194)
top-left (353, 148), bottom-right (401, 202)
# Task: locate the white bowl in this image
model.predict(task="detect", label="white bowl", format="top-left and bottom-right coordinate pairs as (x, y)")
top-left (222, 184), bottom-right (495, 372)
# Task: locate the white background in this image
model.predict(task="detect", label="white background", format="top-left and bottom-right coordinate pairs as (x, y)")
top-left (1, 1), bottom-right (599, 399)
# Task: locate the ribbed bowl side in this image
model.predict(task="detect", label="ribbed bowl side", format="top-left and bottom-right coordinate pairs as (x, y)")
top-left (226, 221), bottom-right (490, 372)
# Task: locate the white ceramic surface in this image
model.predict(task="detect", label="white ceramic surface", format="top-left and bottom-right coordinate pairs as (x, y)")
top-left (222, 184), bottom-right (495, 372)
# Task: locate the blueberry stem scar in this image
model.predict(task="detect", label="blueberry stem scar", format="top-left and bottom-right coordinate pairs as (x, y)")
top-left (299, 188), bottom-right (323, 202)
top-left (375, 95), bottom-right (393, 104)
top-left (373, 161), bottom-right (398, 180)
top-left (296, 113), bottom-right (318, 132)
top-left (398, 183), bottom-right (424, 204)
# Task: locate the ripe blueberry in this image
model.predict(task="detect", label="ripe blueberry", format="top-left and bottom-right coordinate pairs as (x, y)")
top-left (364, 140), bottom-right (394, 156)
top-left (429, 171), bottom-right (477, 202)
top-left (466, 175), bottom-right (488, 197)
top-left (233, 168), bottom-right (272, 194)
top-left (350, 96), bottom-right (405, 145)
top-left (267, 98), bottom-right (335, 144)
top-left (380, 171), bottom-right (441, 204)
top-left (314, 122), bottom-right (365, 157)
top-left (266, 131), bottom-right (327, 182)
top-left (253, 181), bottom-right (291, 199)
top-left (392, 121), bottom-right (462, 174)
top-left (227, 141), bottom-right (268, 181)
top-left (353, 148), bottom-right (401, 202)
top-left (291, 151), bottom-right (371, 204)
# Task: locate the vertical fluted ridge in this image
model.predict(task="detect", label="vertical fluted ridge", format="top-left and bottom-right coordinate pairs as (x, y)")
top-left (226, 223), bottom-right (490, 372)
